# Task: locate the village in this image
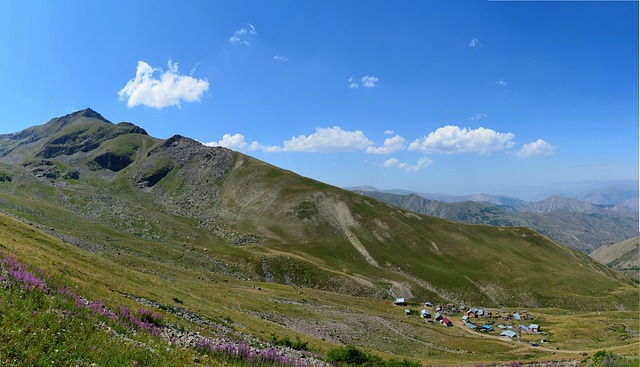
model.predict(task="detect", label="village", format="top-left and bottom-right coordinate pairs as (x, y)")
top-left (393, 298), bottom-right (548, 346)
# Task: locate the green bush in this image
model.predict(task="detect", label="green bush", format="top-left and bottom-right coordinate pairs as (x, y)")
top-left (325, 345), bottom-right (420, 367)
top-left (271, 335), bottom-right (309, 351)
top-left (326, 345), bottom-right (372, 365)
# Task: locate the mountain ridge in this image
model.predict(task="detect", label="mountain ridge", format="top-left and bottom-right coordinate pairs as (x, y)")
top-left (0, 109), bottom-right (636, 308)
top-left (346, 184), bottom-right (638, 210)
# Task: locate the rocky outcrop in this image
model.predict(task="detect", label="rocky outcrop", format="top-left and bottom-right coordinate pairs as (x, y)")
top-left (94, 151), bottom-right (134, 172)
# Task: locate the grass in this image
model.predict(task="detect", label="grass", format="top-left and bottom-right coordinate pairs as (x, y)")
top-left (0, 254), bottom-right (198, 366)
top-left (0, 196), bottom-right (638, 366)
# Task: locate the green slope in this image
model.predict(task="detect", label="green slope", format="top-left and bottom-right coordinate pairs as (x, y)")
top-left (219, 154), bottom-right (637, 309)
top-left (591, 237), bottom-right (640, 282)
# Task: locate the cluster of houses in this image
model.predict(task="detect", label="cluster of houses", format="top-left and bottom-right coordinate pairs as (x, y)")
top-left (394, 298), bottom-right (543, 340)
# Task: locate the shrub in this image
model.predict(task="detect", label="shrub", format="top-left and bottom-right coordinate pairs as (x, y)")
top-left (271, 335), bottom-right (309, 351)
top-left (326, 345), bottom-right (373, 365)
top-left (325, 345), bottom-right (420, 367)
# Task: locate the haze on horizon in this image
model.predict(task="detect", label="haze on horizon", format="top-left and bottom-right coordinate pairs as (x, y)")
top-left (0, 1), bottom-right (637, 196)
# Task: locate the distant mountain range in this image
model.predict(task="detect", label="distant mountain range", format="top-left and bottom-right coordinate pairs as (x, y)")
top-left (348, 186), bottom-right (639, 254)
top-left (348, 184), bottom-right (638, 211)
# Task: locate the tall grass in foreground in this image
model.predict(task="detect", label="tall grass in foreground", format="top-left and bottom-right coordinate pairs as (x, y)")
top-left (2, 251), bottom-right (636, 367)
top-left (0, 252), bottom-right (190, 366)
top-left (0, 251), bottom-right (330, 367)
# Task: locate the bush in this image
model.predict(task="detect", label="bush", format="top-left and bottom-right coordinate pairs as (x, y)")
top-left (326, 345), bottom-right (372, 365)
top-left (271, 335), bottom-right (309, 351)
top-left (325, 345), bottom-right (420, 367)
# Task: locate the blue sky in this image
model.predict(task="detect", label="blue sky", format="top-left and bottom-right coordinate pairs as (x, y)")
top-left (1, 1), bottom-right (637, 197)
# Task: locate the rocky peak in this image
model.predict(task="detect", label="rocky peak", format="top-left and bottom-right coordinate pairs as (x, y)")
top-left (117, 122), bottom-right (148, 136)
top-left (59, 108), bottom-right (111, 123)
top-left (69, 108), bottom-right (110, 123)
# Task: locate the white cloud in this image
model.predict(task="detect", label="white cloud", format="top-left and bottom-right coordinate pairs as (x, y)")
top-left (203, 133), bottom-right (281, 153)
top-left (361, 75), bottom-right (379, 88)
top-left (348, 75), bottom-right (379, 89)
top-left (203, 126), bottom-right (375, 154)
top-left (204, 133), bottom-right (258, 152)
top-left (118, 60), bottom-right (209, 109)
top-left (495, 79), bottom-right (507, 87)
top-left (470, 113), bottom-right (488, 121)
top-left (282, 126), bottom-right (373, 152)
top-left (515, 139), bottom-right (556, 158)
top-left (273, 55), bottom-right (289, 62)
top-left (384, 130), bottom-right (394, 135)
top-left (384, 157), bottom-right (433, 172)
top-left (409, 125), bottom-right (515, 155)
top-left (366, 135), bottom-right (406, 154)
top-left (229, 23), bottom-right (256, 45)
top-left (348, 75), bottom-right (359, 89)
top-left (469, 38), bottom-right (482, 50)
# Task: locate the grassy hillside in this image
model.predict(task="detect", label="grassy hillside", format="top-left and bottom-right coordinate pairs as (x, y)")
top-left (0, 110), bottom-right (638, 365)
top-left (591, 237), bottom-right (639, 282)
top-left (1, 211), bottom-right (638, 366)
top-left (217, 154), bottom-right (637, 309)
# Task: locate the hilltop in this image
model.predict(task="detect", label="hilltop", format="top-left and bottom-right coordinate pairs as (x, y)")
top-left (0, 109), bottom-right (638, 366)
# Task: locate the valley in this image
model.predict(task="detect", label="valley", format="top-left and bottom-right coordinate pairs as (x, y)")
top-left (0, 109), bottom-right (637, 366)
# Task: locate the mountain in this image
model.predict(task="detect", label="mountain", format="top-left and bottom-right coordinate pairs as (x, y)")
top-left (0, 109), bottom-right (638, 365)
top-left (521, 195), bottom-right (600, 213)
top-left (346, 187), bottom-right (527, 206)
top-left (0, 109), bottom-right (634, 307)
top-left (574, 184), bottom-right (639, 206)
top-left (591, 237), bottom-right (640, 282)
top-left (352, 189), bottom-right (639, 253)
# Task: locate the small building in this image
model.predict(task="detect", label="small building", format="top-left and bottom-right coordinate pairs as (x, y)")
top-left (481, 324), bottom-right (494, 332)
top-left (441, 317), bottom-right (453, 327)
top-left (497, 324), bottom-right (507, 330)
top-left (434, 311), bottom-right (443, 321)
top-left (421, 309), bottom-right (431, 319)
top-left (467, 308), bottom-right (478, 317)
top-left (500, 330), bottom-right (517, 338)
top-left (424, 302), bottom-right (433, 307)
top-left (404, 309), bottom-right (411, 315)
top-left (529, 324), bottom-right (540, 332)
top-left (461, 315), bottom-right (469, 322)
top-left (394, 298), bottom-right (407, 306)
top-left (465, 322), bottom-right (478, 330)
top-left (513, 312), bottom-right (522, 321)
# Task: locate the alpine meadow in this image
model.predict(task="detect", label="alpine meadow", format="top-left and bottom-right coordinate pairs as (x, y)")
top-left (0, 109), bottom-right (637, 366)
